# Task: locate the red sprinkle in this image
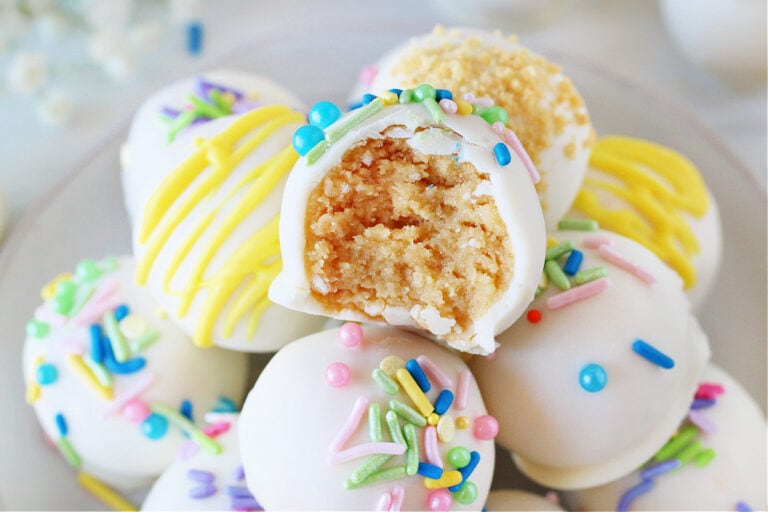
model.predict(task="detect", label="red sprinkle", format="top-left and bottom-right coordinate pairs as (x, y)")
top-left (695, 382), bottom-right (725, 400)
top-left (526, 309), bottom-right (542, 323)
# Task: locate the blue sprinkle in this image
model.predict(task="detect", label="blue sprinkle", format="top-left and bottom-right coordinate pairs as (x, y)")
top-left (433, 389), bottom-right (454, 415)
top-left (113, 304), bottom-right (129, 322)
top-left (435, 89), bottom-right (453, 101)
top-left (308, 101), bottom-right (342, 129)
top-left (361, 93), bottom-right (377, 105)
top-left (231, 496), bottom-right (263, 510)
top-left (347, 101), bottom-right (363, 111)
top-left (617, 479), bottom-right (654, 512)
top-left (690, 398), bottom-right (716, 410)
top-left (640, 459), bottom-right (681, 479)
top-left (448, 451), bottom-right (480, 492)
top-left (405, 359), bottom-right (431, 392)
top-left (632, 339), bottom-right (675, 369)
top-left (89, 325), bottom-right (105, 363)
top-left (187, 469), bottom-right (215, 483)
top-left (213, 396), bottom-right (238, 413)
top-left (189, 483), bottom-right (217, 499)
top-left (55, 413), bottom-right (68, 436)
top-left (736, 501), bottom-right (754, 512)
top-left (180, 399), bottom-right (193, 421)
top-left (417, 462), bottom-right (443, 479)
top-left (103, 338), bottom-right (146, 374)
top-left (493, 142), bottom-right (511, 166)
top-left (141, 413), bottom-right (169, 440)
top-left (388, 88), bottom-right (403, 96)
top-left (36, 363), bottom-right (58, 386)
top-left (233, 465), bottom-right (246, 481)
top-left (579, 363), bottom-right (608, 392)
top-left (225, 485), bottom-right (253, 498)
top-left (563, 249), bottom-right (584, 276)
top-left (186, 21), bottom-right (204, 56)
top-left (292, 125), bottom-right (325, 156)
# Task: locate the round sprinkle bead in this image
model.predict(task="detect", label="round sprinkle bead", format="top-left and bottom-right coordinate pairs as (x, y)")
top-left (55, 280), bottom-right (76, 298)
top-left (437, 414), bottom-right (456, 443)
top-left (526, 309), bottom-right (542, 323)
top-left (472, 415), bottom-right (499, 440)
top-left (338, 322), bottom-right (363, 349)
top-left (141, 413), bottom-right (169, 439)
top-left (453, 481), bottom-right (478, 505)
top-left (52, 293), bottom-right (74, 315)
top-left (413, 83), bottom-right (437, 101)
top-left (479, 105), bottom-right (509, 126)
top-left (455, 99), bottom-right (473, 115)
top-left (435, 89), bottom-right (453, 101)
top-left (361, 93), bottom-right (377, 105)
top-left (427, 489), bottom-right (453, 511)
top-left (123, 399), bottom-right (151, 423)
top-left (26, 320), bottom-right (50, 339)
top-left (325, 362), bottom-right (351, 388)
top-left (447, 446), bottom-right (471, 468)
top-left (399, 89), bottom-right (414, 104)
top-left (493, 142), bottom-right (512, 166)
top-left (308, 101), bottom-right (342, 129)
top-left (378, 91), bottom-right (398, 105)
top-left (75, 259), bottom-right (101, 282)
top-left (580, 363), bottom-right (608, 392)
top-left (455, 416), bottom-right (470, 429)
top-left (35, 363), bottom-right (58, 385)
top-left (427, 413), bottom-right (439, 426)
top-left (292, 125), bottom-right (325, 157)
top-left (439, 98), bottom-right (457, 115)
top-left (491, 121), bottom-right (505, 135)
top-left (379, 355), bottom-right (405, 377)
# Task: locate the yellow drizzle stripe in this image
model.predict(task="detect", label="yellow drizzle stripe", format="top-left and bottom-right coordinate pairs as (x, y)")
top-left (572, 136), bottom-right (709, 289)
top-left (136, 104), bottom-right (301, 347)
top-left (77, 471), bottom-right (137, 511)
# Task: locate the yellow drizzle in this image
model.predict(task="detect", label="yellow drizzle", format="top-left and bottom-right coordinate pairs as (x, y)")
top-left (136, 104), bottom-right (302, 347)
top-left (572, 136), bottom-right (709, 288)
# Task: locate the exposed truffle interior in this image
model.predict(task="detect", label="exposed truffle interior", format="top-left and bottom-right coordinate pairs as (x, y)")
top-left (305, 132), bottom-right (513, 340)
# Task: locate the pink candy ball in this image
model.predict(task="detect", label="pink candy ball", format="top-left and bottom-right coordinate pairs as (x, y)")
top-left (472, 414), bottom-right (499, 440)
top-left (339, 322), bottom-right (363, 349)
top-left (122, 398), bottom-right (151, 423)
top-left (427, 489), bottom-right (453, 511)
top-left (325, 362), bottom-right (351, 388)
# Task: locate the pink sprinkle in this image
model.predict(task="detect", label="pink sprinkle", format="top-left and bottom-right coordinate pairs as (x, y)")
top-left (583, 235), bottom-right (615, 249)
top-left (545, 491), bottom-right (560, 505)
top-left (359, 65), bottom-right (378, 87)
top-left (71, 280), bottom-right (120, 326)
top-left (339, 322), bottom-right (363, 349)
top-left (376, 492), bottom-right (392, 511)
top-left (688, 410), bottom-right (717, 435)
top-left (325, 362), bottom-right (352, 387)
top-left (439, 98), bottom-right (457, 115)
top-left (491, 122), bottom-right (505, 135)
top-left (455, 370), bottom-right (471, 410)
top-left (424, 426), bottom-right (443, 468)
top-left (329, 396), bottom-right (369, 453)
top-left (696, 382), bottom-right (725, 399)
top-left (463, 93), bottom-right (475, 103)
top-left (546, 277), bottom-right (611, 310)
top-left (427, 489), bottom-right (453, 511)
top-left (598, 245), bottom-right (656, 284)
top-left (416, 355), bottom-right (452, 388)
top-left (202, 421), bottom-right (231, 438)
top-left (122, 399), bottom-right (151, 423)
top-left (463, 93), bottom-right (493, 106)
top-left (389, 486), bottom-right (405, 512)
top-left (102, 371), bottom-right (155, 417)
top-left (472, 415), bottom-right (499, 440)
top-left (326, 442), bottom-right (406, 465)
top-left (503, 128), bottom-right (540, 184)
top-left (34, 305), bottom-right (65, 327)
top-left (61, 340), bottom-right (85, 355)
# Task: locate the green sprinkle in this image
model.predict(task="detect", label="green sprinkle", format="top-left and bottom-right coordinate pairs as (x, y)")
top-left (413, 84), bottom-right (437, 101)
top-left (52, 294), bottom-right (74, 315)
top-left (546, 241), bottom-right (575, 261)
top-left (83, 357), bottom-right (113, 388)
top-left (574, 266), bottom-right (608, 285)
top-left (26, 319), bottom-right (50, 339)
top-left (68, 283), bottom-right (96, 318)
top-left (130, 329), bottom-right (159, 355)
top-left (390, 399), bottom-right (427, 427)
top-left (188, 93), bottom-right (228, 119)
top-left (372, 368), bottom-right (399, 395)
top-left (208, 89), bottom-right (233, 114)
top-left (447, 446), bottom-right (471, 468)
top-left (150, 403), bottom-right (222, 454)
top-left (55, 280), bottom-right (77, 298)
top-left (654, 425), bottom-right (698, 462)
top-left (75, 259), bottom-right (101, 282)
top-left (167, 109), bottom-right (198, 143)
top-left (305, 140), bottom-right (330, 165)
top-left (99, 257), bottom-right (119, 272)
top-left (103, 311), bottom-right (130, 363)
top-left (344, 465), bottom-right (407, 489)
top-left (368, 403), bottom-right (382, 442)
top-left (420, 97), bottom-right (446, 124)
top-left (56, 437), bottom-right (81, 469)
top-left (676, 439), bottom-right (702, 467)
top-left (385, 410), bottom-right (406, 446)
top-left (544, 260), bottom-right (571, 290)
top-left (349, 454), bottom-right (392, 484)
top-left (403, 423), bottom-right (419, 476)
top-left (558, 218), bottom-right (599, 231)
top-left (478, 105), bottom-right (509, 126)
top-left (399, 89), bottom-right (414, 104)
top-left (453, 481), bottom-right (478, 505)
top-left (326, 99), bottom-right (383, 144)
top-left (694, 448), bottom-right (716, 467)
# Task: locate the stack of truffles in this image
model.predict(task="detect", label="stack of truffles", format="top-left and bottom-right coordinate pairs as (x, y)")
top-left (22, 26), bottom-right (765, 511)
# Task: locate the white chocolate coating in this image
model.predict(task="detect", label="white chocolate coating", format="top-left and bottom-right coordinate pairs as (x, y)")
top-left (564, 364), bottom-right (767, 511)
top-left (22, 257), bottom-right (249, 490)
top-left (485, 490), bottom-right (564, 511)
top-left (239, 326), bottom-right (496, 510)
top-left (270, 102), bottom-right (546, 355)
top-left (470, 230), bottom-right (710, 489)
top-left (353, 26), bottom-right (593, 229)
top-left (143, 414), bottom-right (261, 511)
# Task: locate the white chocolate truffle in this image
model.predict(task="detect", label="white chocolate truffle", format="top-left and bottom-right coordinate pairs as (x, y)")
top-left (270, 96), bottom-right (546, 355)
top-left (143, 414), bottom-right (261, 511)
top-left (121, 69), bottom-right (304, 225)
top-left (568, 136), bottom-right (722, 310)
top-left (22, 257), bottom-right (249, 490)
top-left (564, 364), bottom-right (767, 512)
top-left (485, 490), bottom-right (564, 511)
top-left (354, 25), bottom-right (594, 229)
top-left (130, 96), bottom-right (327, 352)
top-left (239, 325), bottom-right (497, 510)
top-left (470, 229), bottom-right (711, 489)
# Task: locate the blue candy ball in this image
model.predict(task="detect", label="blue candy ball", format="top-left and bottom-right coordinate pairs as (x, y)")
top-left (36, 363), bottom-right (58, 385)
top-left (308, 101), bottom-right (342, 129)
top-left (579, 363), bottom-right (608, 392)
top-left (141, 413), bottom-right (169, 439)
top-left (292, 125), bottom-right (325, 156)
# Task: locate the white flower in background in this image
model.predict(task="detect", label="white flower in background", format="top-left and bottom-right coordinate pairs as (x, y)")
top-left (35, 12), bottom-right (71, 43)
top-left (88, 30), bottom-right (137, 81)
top-left (77, 0), bottom-right (134, 31)
top-left (35, 89), bottom-right (73, 126)
top-left (129, 21), bottom-right (162, 50)
top-left (101, 50), bottom-right (137, 81)
top-left (169, 0), bottom-right (202, 24)
top-left (7, 51), bottom-right (48, 95)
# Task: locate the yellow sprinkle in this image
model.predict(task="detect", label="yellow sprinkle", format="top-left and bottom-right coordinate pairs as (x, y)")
top-left (221, 91), bottom-right (237, 105)
top-left (379, 91), bottom-right (398, 105)
top-left (427, 413), bottom-right (439, 426)
top-left (456, 416), bottom-right (470, 429)
top-left (119, 314), bottom-right (149, 339)
top-left (424, 469), bottom-right (462, 489)
top-left (154, 307), bottom-right (167, 319)
top-left (546, 236), bottom-right (559, 248)
top-left (455, 99), bottom-right (472, 115)
top-left (26, 382), bottom-right (41, 404)
top-left (77, 471), bottom-right (137, 511)
top-left (379, 356), bottom-right (405, 377)
top-left (41, 273), bottom-right (73, 301)
top-left (539, 270), bottom-right (549, 289)
top-left (66, 354), bottom-right (113, 400)
top-left (437, 414), bottom-right (455, 443)
top-left (395, 368), bottom-right (434, 417)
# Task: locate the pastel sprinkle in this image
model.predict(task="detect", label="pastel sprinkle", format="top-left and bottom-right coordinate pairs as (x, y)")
top-left (201, 421), bottom-right (231, 438)
top-left (544, 260), bottom-right (571, 290)
top-left (89, 325), bottom-right (105, 362)
top-left (453, 481), bottom-right (478, 505)
top-left (690, 398), bottom-right (716, 410)
top-left (189, 484), bottom-right (216, 499)
top-left (579, 363), bottom-right (608, 392)
top-left (308, 101), bottom-right (342, 129)
top-left (433, 389), bottom-right (454, 415)
top-left (325, 362), bottom-right (352, 388)
top-left (293, 125), bottom-right (325, 157)
top-left (326, 98), bottom-right (384, 144)
top-left (71, 284), bottom-right (120, 326)
top-left (185, 21), bottom-right (203, 56)
top-left (493, 142), bottom-right (511, 166)
top-left (558, 218), bottom-right (599, 231)
top-left (427, 412), bottom-right (439, 426)
top-left (375, 492), bottom-right (391, 512)
top-left (55, 413), bottom-right (68, 436)
top-left (472, 415), bottom-right (498, 440)
top-left (546, 277), bottom-right (611, 310)
top-left (439, 98), bottom-right (457, 114)
top-left (399, 89), bottom-right (414, 104)
top-left (372, 368), bottom-right (400, 395)
top-left (344, 465), bottom-right (407, 489)
top-left (141, 413), bottom-right (169, 440)
top-left (82, 357), bottom-right (112, 388)
top-left (230, 496), bottom-right (262, 510)
top-left (435, 89), bottom-right (453, 100)
top-left (69, 283), bottom-right (97, 318)
top-left (103, 311), bottom-right (130, 363)
top-left (447, 446), bottom-right (471, 468)
top-left (26, 319), bottom-right (50, 338)
top-left (395, 368), bottom-right (434, 417)
top-left (563, 249), bottom-right (584, 276)
top-left (119, 314), bottom-right (148, 339)
top-left (654, 425), bottom-right (698, 461)
top-left (213, 396), bottom-right (238, 413)
top-left (640, 458), bottom-right (681, 479)
top-left (405, 359), bottom-right (431, 392)
top-left (390, 399), bottom-right (428, 428)
top-left (35, 363), bottom-right (58, 385)
top-left (421, 97), bottom-right (447, 124)
top-left (327, 442), bottom-right (406, 465)
top-left (546, 240), bottom-right (575, 261)
top-left (339, 322), bottom-right (363, 349)
top-left (390, 486), bottom-right (405, 512)
top-left (583, 235), bottom-right (615, 249)
top-left (349, 454), bottom-right (395, 485)
top-left (76, 472), bottom-right (136, 512)
top-left (424, 470), bottom-right (462, 489)
top-left (573, 266), bottom-right (609, 285)
top-left (687, 410), bottom-right (717, 434)
top-left (113, 304), bottom-right (129, 322)
top-left (455, 370), bottom-right (471, 411)
top-left (696, 382), bottom-right (725, 398)
top-left (418, 462), bottom-right (443, 479)
top-left (380, 355), bottom-right (405, 376)
top-left (478, 105), bottom-right (508, 126)
top-left (129, 329), bottom-right (159, 354)
top-left (437, 414), bottom-right (456, 443)
top-left (56, 437), bottom-right (81, 469)
top-left (455, 98), bottom-right (472, 114)
top-left (330, 396), bottom-right (369, 453)
top-left (416, 355), bottom-right (452, 387)
top-left (427, 489), bottom-right (453, 511)
top-left (617, 479), bottom-right (654, 512)
top-left (102, 371), bottom-right (155, 417)
top-left (149, 403), bottom-right (222, 454)
top-left (502, 128), bottom-right (540, 184)
top-left (187, 469), bottom-right (215, 483)
top-left (449, 451), bottom-right (480, 492)
top-left (224, 485), bottom-right (252, 497)
top-left (455, 416), bottom-right (470, 429)
top-left (403, 423), bottom-right (420, 475)
top-left (694, 448), bottom-right (716, 467)
top-left (736, 501), bottom-right (754, 512)
top-left (676, 439), bottom-right (703, 466)
top-left (424, 426), bottom-right (443, 468)
top-left (122, 399), bottom-right (151, 423)
top-left (632, 339), bottom-right (675, 369)
top-left (66, 354), bottom-right (113, 400)
top-left (598, 244), bottom-right (657, 284)
top-left (180, 399), bottom-right (193, 421)
top-left (368, 403), bottom-right (382, 442)
top-left (385, 410), bottom-right (407, 446)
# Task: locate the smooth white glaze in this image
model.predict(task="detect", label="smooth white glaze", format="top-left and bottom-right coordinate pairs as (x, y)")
top-left (470, 230), bottom-right (710, 490)
top-left (485, 490), bottom-right (564, 511)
